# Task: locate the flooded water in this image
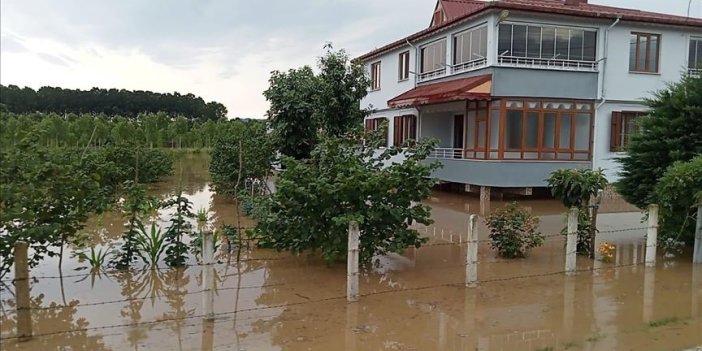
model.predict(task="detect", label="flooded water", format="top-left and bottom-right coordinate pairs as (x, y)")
top-left (1, 154), bottom-right (700, 351)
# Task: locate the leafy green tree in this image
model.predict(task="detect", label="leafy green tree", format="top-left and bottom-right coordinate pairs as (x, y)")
top-left (315, 44), bottom-right (371, 137)
top-left (210, 119), bottom-right (275, 196)
top-left (263, 66), bottom-right (319, 159)
top-left (617, 75), bottom-right (702, 208)
top-left (654, 155), bottom-right (702, 245)
top-left (161, 191), bottom-right (195, 267)
top-left (255, 131), bottom-right (440, 263)
top-left (547, 168), bottom-right (608, 257)
top-left (0, 140), bottom-right (107, 277)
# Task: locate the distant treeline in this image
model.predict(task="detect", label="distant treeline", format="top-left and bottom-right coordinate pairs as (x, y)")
top-left (0, 85), bottom-right (228, 121)
top-left (0, 112), bottom-right (262, 150)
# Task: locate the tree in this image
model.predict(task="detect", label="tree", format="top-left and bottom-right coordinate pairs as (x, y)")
top-left (255, 130), bottom-right (440, 263)
top-left (315, 44), bottom-right (371, 137)
top-left (210, 119), bottom-right (274, 196)
top-left (654, 155), bottom-right (702, 246)
top-left (263, 66), bottom-right (319, 160)
top-left (547, 168), bottom-right (608, 257)
top-left (617, 75), bottom-right (702, 208)
top-left (263, 44), bottom-right (371, 160)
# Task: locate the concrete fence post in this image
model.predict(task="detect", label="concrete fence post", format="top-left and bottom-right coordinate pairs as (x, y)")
top-left (565, 208), bottom-right (578, 275)
top-left (693, 206), bottom-right (702, 264)
top-left (465, 215), bottom-right (478, 288)
top-left (202, 230), bottom-right (215, 320)
top-left (347, 221), bottom-right (360, 302)
top-left (14, 241), bottom-right (32, 341)
top-left (645, 205), bottom-right (659, 268)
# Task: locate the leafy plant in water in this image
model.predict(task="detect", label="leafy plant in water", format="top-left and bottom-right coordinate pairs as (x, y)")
top-left (74, 245), bottom-right (112, 270)
top-left (254, 129), bottom-right (439, 263)
top-left (134, 222), bottom-right (168, 266)
top-left (547, 168), bottom-right (608, 257)
top-left (114, 181), bottom-right (157, 269)
top-left (486, 202), bottom-right (544, 258)
top-left (654, 155), bottom-right (702, 246)
top-left (161, 191), bottom-right (195, 267)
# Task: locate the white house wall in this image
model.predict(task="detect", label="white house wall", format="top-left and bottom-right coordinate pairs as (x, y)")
top-left (361, 46), bottom-right (416, 111)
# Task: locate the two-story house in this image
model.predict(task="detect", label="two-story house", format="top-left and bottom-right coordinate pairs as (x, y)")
top-left (358, 0), bottom-right (702, 198)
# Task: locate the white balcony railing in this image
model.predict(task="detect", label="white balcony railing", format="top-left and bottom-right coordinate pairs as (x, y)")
top-left (418, 68), bottom-right (446, 82)
top-left (451, 58), bottom-right (487, 74)
top-left (688, 68), bottom-right (701, 77)
top-left (498, 56), bottom-right (598, 71)
top-left (428, 148), bottom-right (464, 159)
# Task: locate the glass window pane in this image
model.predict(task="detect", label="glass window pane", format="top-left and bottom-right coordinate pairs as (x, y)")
top-left (558, 153), bottom-right (572, 160)
top-left (569, 30), bottom-right (584, 61)
top-left (479, 27), bottom-right (488, 58)
top-left (526, 112), bottom-right (538, 148)
top-left (505, 110), bottom-right (523, 149)
top-left (576, 103), bottom-right (592, 110)
top-left (490, 110), bottom-right (500, 149)
top-left (477, 121), bottom-right (486, 148)
top-left (512, 25), bottom-right (527, 57)
top-left (583, 31), bottom-right (597, 61)
top-left (527, 101), bottom-right (540, 109)
top-left (696, 40), bottom-right (702, 69)
top-left (476, 152), bottom-right (485, 159)
top-left (498, 24), bottom-right (512, 56)
top-left (574, 153), bottom-right (589, 160)
top-left (504, 152), bottom-right (521, 159)
top-left (467, 111), bottom-right (476, 147)
top-left (555, 28), bottom-right (569, 59)
top-left (541, 152), bottom-right (556, 160)
top-left (527, 26), bottom-right (542, 58)
top-left (506, 100), bottom-right (523, 108)
top-left (523, 152), bottom-right (539, 159)
top-left (690, 39), bottom-right (697, 69)
top-left (649, 35), bottom-right (658, 72)
top-left (489, 151), bottom-right (499, 159)
top-left (637, 35), bottom-right (648, 71)
top-left (492, 100), bottom-right (501, 107)
top-left (629, 34), bottom-right (638, 71)
top-left (479, 101), bottom-right (488, 108)
top-left (559, 114), bottom-right (572, 149)
top-left (542, 27), bottom-right (555, 59)
top-left (471, 29), bottom-right (480, 60)
top-left (574, 113), bottom-right (590, 151)
top-left (543, 113), bottom-right (556, 148)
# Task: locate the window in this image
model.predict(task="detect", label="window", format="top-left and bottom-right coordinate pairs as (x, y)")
top-left (498, 23), bottom-right (597, 62)
top-left (365, 117), bottom-right (388, 146)
top-left (420, 39), bottom-right (446, 75)
top-left (370, 62), bottom-right (381, 90)
top-left (393, 115), bottom-right (417, 145)
top-left (629, 33), bottom-right (660, 73)
top-left (689, 37), bottom-right (702, 72)
top-left (610, 111), bottom-right (646, 151)
top-left (398, 51), bottom-right (410, 81)
top-left (453, 26), bottom-right (487, 70)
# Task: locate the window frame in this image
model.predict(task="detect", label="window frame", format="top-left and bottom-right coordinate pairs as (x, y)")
top-left (453, 25), bottom-right (488, 67)
top-left (610, 111), bottom-right (646, 152)
top-left (497, 22), bottom-right (598, 66)
top-left (629, 32), bottom-right (661, 74)
top-left (398, 51), bottom-right (410, 81)
top-left (393, 115), bottom-right (417, 146)
top-left (419, 38), bottom-right (447, 76)
top-left (689, 36), bottom-right (702, 72)
top-left (370, 61), bottom-right (381, 90)
top-left (364, 117), bottom-right (388, 147)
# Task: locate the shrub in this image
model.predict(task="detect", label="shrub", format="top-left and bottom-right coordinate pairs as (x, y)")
top-left (486, 203), bottom-right (543, 258)
top-left (654, 155), bottom-right (702, 245)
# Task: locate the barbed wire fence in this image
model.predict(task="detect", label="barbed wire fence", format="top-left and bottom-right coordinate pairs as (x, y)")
top-left (1, 203), bottom-right (696, 344)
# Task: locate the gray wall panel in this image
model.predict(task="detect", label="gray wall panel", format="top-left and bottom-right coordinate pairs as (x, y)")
top-left (492, 68), bottom-right (598, 99)
top-left (427, 159), bottom-right (591, 187)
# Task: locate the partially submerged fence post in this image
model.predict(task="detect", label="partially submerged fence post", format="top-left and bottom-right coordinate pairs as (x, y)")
top-left (565, 208), bottom-right (578, 275)
top-left (645, 205), bottom-right (659, 268)
top-left (694, 206), bottom-right (702, 264)
top-left (465, 215), bottom-right (478, 288)
top-left (202, 230), bottom-right (215, 320)
top-left (347, 222), bottom-right (360, 302)
top-left (15, 241), bottom-right (32, 341)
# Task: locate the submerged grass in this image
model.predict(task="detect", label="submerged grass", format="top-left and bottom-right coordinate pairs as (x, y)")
top-left (648, 316), bottom-right (682, 327)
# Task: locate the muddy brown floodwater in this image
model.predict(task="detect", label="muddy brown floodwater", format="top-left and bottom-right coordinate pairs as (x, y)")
top-left (1, 154), bottom-right (700, 351)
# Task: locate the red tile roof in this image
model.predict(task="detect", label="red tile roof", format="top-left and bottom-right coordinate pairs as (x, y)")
top-left (387, 74), bottom-right (491, 108)
top-left (358, 0), bottom-right (702, 61)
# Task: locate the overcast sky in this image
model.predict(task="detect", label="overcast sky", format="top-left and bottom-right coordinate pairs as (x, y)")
top-left (1, 0), bottom-right (700, 118)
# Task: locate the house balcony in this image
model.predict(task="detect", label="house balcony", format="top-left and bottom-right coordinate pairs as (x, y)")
top-left (497, 56), bottom-right (598, 72)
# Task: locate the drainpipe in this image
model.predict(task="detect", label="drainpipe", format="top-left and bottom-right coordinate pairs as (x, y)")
top-left (597, 16), bottom-right (622, 110)
top-left (406, 38), bottom-right (421, 139)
